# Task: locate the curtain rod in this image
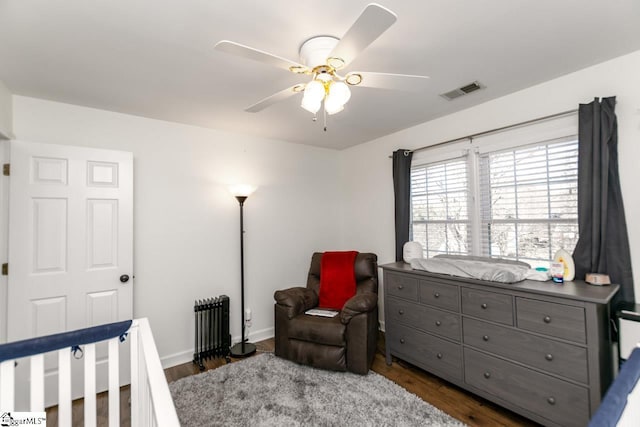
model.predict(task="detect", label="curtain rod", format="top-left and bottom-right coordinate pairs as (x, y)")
top-left (390, 108), bottom-right (579, 157)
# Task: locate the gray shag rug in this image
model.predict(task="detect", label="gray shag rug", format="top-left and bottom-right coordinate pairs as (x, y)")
top-left (169, 353), bottom-right (466, 426)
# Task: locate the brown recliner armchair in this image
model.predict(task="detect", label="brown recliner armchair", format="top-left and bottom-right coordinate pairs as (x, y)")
top-left (273, 252), bottom-right (378, 375)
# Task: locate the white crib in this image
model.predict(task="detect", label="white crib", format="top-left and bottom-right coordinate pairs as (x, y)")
top-left (0, 318), bottom-right (179, 426)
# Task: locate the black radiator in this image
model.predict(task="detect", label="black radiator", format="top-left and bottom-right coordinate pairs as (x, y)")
top-left (193, 295), bottom-right (231, 370)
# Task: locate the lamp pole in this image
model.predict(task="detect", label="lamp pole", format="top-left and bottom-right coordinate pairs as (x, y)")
top-left (229, 194), bottom-right (256, 357)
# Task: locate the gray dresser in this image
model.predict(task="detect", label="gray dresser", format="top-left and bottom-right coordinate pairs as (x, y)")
top-left (381, 262), bottom-right (619, 427)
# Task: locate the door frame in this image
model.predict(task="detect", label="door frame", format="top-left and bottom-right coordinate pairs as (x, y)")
top-left (0, 140), bottom-right (8, 343)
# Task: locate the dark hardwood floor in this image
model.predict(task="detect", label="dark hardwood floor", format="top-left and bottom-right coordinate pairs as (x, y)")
top-left (46, 335), bottom-right (538, 426)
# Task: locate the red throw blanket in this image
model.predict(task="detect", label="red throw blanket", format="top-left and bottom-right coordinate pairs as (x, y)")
top-left (319, 251), bottom-right (358, 310)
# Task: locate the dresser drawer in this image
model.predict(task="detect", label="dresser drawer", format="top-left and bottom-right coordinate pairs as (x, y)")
top-left (388, 323), bottom-right (462, 381)
top-left (463, 318), bottom-right (588, 383)
top-left (464, 349), bottom-right (589, 427)
top-left (419, 279), bottom-right (460, 312)
top-left (387, 297), bottom-right (460, 341)
top-left (385, 273), bottom-right (418, 301)
top-left (461, 287), bottom-right (513, 325)
top-left (516, 298), bottom-right (586, 344)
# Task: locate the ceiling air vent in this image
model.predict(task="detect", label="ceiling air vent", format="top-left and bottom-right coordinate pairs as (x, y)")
top-left (440, 81), bottom-right (484, 101)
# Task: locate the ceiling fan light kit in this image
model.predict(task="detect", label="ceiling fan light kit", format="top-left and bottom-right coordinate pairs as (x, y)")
top-left (214, 3), bottom-right (430, 126)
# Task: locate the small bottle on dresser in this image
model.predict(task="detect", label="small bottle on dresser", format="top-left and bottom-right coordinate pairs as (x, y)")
top-left (550, 262), bottom-right (564, 283)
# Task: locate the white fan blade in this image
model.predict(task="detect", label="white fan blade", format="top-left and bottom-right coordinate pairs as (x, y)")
top-left (215, 40), bottom-right (308, 73)
top-left (353, 72), bottom-right (430, 91)
top-left (245, 85), bottom-right (299, 112)
top-left (329, 3), bottom-right (397, 68)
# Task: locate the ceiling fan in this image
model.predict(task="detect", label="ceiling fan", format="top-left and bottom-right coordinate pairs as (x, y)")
top-left (214, 3), bottom-right (430, 119)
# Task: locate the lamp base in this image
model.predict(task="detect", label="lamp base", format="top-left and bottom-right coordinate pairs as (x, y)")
top-left (229, 342), bottom-right (257, 358)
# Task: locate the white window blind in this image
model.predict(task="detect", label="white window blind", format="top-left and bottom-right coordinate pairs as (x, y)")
top-left (478, 137), bottom-right (579, 265)
top-left (411, 156), bottom-right (470, 258)
top-left (409, 114), bottom-right (579, 265)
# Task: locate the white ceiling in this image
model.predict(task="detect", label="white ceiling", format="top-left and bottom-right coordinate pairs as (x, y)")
top-left (1, 1), bottom-right (639, 150)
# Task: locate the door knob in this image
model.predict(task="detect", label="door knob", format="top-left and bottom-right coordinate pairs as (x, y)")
top-left (120, 274), bottom-right (130, 283)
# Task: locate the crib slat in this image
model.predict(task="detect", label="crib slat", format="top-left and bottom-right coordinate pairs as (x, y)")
top-left (30, 354), bottom-right (45, 411)
top-left (84, 343), bottom-right (97, 427)
top-left (108, 337), bottom-right (120, 427)
top-left (0, 360), bottom-right (15, 411)
top-left (130, 326), bottom-right (139, 427)
top-left (141, 355), bottom-right (149, 427)
top-left (58, 347), bottom-right (72, 426)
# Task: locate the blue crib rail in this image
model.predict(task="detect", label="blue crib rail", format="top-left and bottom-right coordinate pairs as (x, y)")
top-left (0, 320), bottom-right (132, 363)
top-left (589, 347), bottom-right (640, 427)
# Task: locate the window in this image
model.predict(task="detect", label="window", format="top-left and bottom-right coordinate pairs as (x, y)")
top-left (410, 116), bottom-right (579, 266)
top-left (411, 158), bottom-right (470, 258)
top-left (478, 138), bottom-right (579, 265)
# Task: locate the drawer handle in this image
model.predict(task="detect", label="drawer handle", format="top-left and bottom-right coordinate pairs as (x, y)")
top-left (545, 354), bottom-right (554, 361)
top-left (483, 372), bottom-right (491, 379)
top-left (435, 320), bottom-right (442, 327)
top-left (547, 397), bottom-right (556, 405)
top-left (543, 315), bottom-right (552, 324)
top-left (398, 309), bottom-right (404, 315)
top-left (436, 353), bottom-right (443, 359)
top-left (398, 284), bottom-right (404, 290)
top-left (434, 292), bottom-right (440, 298)
top-left (400, 338), bottom-right (405, 344)
top-left (482, 335), bottom-right (489, 342)
top-left (481, 303), bottom-right (488, 309)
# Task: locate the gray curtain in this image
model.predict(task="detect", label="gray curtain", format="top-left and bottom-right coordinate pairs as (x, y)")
top-left (573, 96), bottom-right (634, 307)
top-left (393, 149), bottom-right (413, 262)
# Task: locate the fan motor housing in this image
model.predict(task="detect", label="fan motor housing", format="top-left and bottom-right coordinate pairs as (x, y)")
top-left (299, 36), bottom-right (339, 67)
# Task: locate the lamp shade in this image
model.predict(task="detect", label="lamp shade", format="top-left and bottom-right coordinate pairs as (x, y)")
top-left (329, 81), bottom-right (351, 105)
top-left (301, 80), bottom-right (325, 114)
top-left (228, 184), bottom-right (256, 198)
top-left (301, 96), bottom-right (322, 114)
top-left (303, 80), bottom-right (325, 103)
top-left (324, 99), bottom-right (344, 115)
top-left (324, 81), bottom-right (350, 115)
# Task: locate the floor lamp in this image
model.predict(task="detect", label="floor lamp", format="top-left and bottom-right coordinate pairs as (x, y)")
top-left (229, 184), bottom-right (257, 357)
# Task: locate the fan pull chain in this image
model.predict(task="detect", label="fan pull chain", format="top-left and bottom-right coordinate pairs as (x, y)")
top-left (323, 107), bottom-right (327, 132)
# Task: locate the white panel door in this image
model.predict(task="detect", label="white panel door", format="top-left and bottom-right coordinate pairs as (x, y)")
top-left (7, 140), bottom-right (133, 408)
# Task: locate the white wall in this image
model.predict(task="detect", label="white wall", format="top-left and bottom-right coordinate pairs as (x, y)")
top-left (0, 79), bottom-right (12, 139)
top-left (340, 49), bottom-right (640, 325)
top-left (11, 97), bottom-right (344, 365)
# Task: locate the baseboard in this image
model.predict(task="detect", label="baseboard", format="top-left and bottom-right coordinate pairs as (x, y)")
top-left (0, 128), bottom-right (13, 140)
top-left (160, 326), bottom-right (275, 369)
top-left (244, 326), bottom-right (274, 345)
top-left (161, 349), bottom-right (193, 369)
